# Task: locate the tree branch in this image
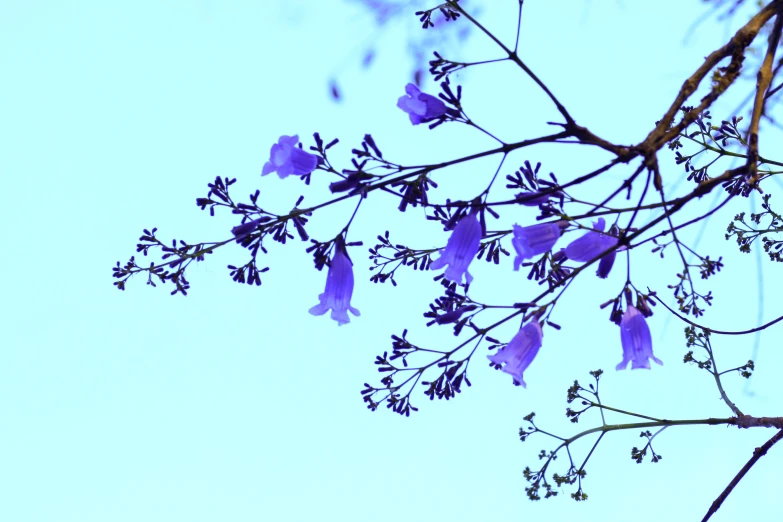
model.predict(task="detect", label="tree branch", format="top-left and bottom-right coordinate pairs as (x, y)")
top-left (702, 429), bottom-right (783, 522)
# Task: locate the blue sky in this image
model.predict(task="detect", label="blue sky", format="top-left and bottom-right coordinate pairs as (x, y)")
top-left (1, 1), bottom-right (781, 521)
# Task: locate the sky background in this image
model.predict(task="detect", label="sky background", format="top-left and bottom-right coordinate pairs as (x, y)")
top-left (1, 1), bottom-right (781, 521)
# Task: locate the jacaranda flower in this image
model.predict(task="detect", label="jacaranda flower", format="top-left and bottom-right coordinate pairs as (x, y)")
top-left (429, 211), bottom-right (482, 285)
top-left (262, 135), bottom-right (319, 179)
top-left (487, 321), bottom-right (543, 387)
top-left (564, 218), bottom-right (619, 278)
top-left (511, 222), bottom-right (563, 270)
top-left (309, 238), bottom-right (360, 326)
top-left (616, 305), bottom-right (662, 370)
top-left (397, 83), bottom-right (448, 125)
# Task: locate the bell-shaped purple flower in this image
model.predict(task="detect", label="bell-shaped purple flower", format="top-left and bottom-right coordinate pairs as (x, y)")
top-left (262, 135), bottom-right (319, 179)
top-left (397, 83), bottom-right (448, 125)
top-left (309, 238), bottom-right (360, 326)
top-left (616, 305), bottom-right (663, 370)
top-left (487, 321), bottom-right (543, 387)
top-left (564, 218), bottom-right (619, 278)
top-left (429, 211), bottom-right (481, 285)
top-left (511, 222), bottom-right (562, 270)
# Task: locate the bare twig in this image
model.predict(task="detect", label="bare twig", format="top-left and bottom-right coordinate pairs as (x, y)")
top-left (702, 429), bottom-right (783, 522)
top-left (704, 336), bottom-right (744, 416)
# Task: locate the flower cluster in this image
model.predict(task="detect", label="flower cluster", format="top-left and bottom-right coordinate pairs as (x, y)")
top-left (250, 90), bottom-right (654, 385)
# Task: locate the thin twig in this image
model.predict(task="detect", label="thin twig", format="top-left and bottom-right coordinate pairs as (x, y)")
top-left (702, 429), bottom-right (783, 522)
top-left (705, 336), bottom-right (744, 416)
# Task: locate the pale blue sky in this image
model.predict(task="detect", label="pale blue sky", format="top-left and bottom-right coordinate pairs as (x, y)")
top-left (1, 1), bottom-right (781, 521)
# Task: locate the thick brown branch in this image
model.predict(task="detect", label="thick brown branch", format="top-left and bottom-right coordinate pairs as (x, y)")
top-left (747, 12), bottom-right (783, 176)
top-left (643, 0), bottom-right (783, 151)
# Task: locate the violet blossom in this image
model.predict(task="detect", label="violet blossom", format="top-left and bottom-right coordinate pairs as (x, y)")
top-left (615, 305), bottom-right (663, 370)
top-left (563, 218), bottom-right (619, 278)
top-left (262, 135), bottom-right (319, 179)
top-left (309, 238), bottom-right (360, 326)
top-left (511, 222), bottom-right (563, 270)
top-left (397, 83), bottom-right (448, 125)
top-left (429, 211), bottom-right (481, 285)
top-left (487, 321), bottom-right (543, 387)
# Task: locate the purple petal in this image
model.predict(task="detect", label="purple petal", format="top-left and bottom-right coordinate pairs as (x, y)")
top-left (408, 113), bottom-right (425, 125)
top-left (596, 250), bottom-right (617, 279)
top-left (397, 95), bottom-right (427, 116)
top-left (421, 94), bottom-right (448, 119)
top-left (404, 83), bottom-right (421, 97)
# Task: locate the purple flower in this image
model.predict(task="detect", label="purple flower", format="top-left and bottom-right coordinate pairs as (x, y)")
top-left (429, 211), bottom-right (482, 285)
top-left (262, 135), bottom-right (319, 179)
top-left (615, 305), bottom-right (663, 370)
top-left (487, 321), bottom-right (543, 387)
top-left (397, 83), bottom-right (448, 125)
top-left (309, 238), bottom-right (360, 326)
top-left (563, 218), bottom-right (619, 278)
top-left (511, 222), bottom-right (562, 270)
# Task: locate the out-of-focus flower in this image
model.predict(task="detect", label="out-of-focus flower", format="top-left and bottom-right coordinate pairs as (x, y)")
top-left (429, 211), bottom-right (481, 285)
top-left (309, 238), bottom-right (360, 326)
top-left (616, 305), bottom-right (662, 370)
top-left (262, 135), bottom-right (319, 179)
top-left (397, 83), bottom-right (448, 125)
top-left (563, 217), bottom-right (619, 278)
top-left (487, 321), bottom-right (543, 387)
top-left (511, 222), bottom-right (563, 270)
